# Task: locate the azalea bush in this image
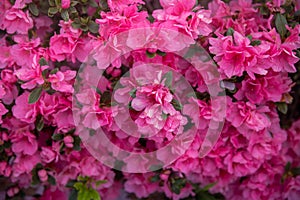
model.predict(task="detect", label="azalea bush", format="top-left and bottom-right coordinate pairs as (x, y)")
top-left (0, 0), bottom-right (300, 199)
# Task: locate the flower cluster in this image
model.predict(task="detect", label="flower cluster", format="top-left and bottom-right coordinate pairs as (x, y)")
top-left (0, 0), bottom-right (300, 199)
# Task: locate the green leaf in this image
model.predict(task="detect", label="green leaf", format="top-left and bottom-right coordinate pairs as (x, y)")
top-left (72, 22), bottom-right (81, 29)
top-left (275, 13), bottom-right (288, 38)
top-left (89, 0), bottom-right (98, 7)
top-left (48, 175), bottom-right (56, 185)
top-left (170, 178), bottom-right (187, 195)
top-left (146, 50), bottom-right (156, 58)
top-left (291, 167), bottom-right (300, 176)
top-left (39, 57), bottom-right (48, 66)
top-left (61, 10), bottom-right (69, 21)
top-left (28, 87), bottom-right (43, 104)
top-left (77, 176), bottom-right (89, 182)
top-left (29, 3), bottom-right (39, 16)
top-left (55, 0), bottom-right (61, 6)
top-left (36, 117), bottom-right (44, 131)
top-left (88, 188), bottom-right (101, 200)
top-left (157, 50), bottom-right (166, 56)
top-left (66, 180), bottom-right (77, 188)
top-left (163, 71), bottom-right (173, 88)
top-left (276, 102), bottom-right (288, 114)
top-left (246, 34), bottom-right (253, 41)
top-left (50, 68), bottom-right (59, 74)
top-left (73, 136), bottom-right (81, 151)
top-left (226, 27), bottom-right (234, 36)
top-left (171, 99), bottom-right (182, 111)
top-left (161, 112), bottom-right (168, 120)
top-left (95, 180), bottom-right (107, 186)
top-left (74, 182), bottom-right (84, 190)
top-left (68, 189), bottom-right (78, 200)
top-left (52, 134), bottom-right (64, 141)
top-left (88, 21), bottom-right (99, 34)
top-left (48, 7), bottom-right (58, 17)
top-left (129, 88), bottom-right (136, 98)
top-left (250, 40), bottom-right (261, 46)
top-left (285, 162), bottom-right (291, 172)
top-left (202, 182), bottom-right (216, 192)
top-left (71, 0), bottom-right (79, 6)
top-left (150, 174), bottom-right (160, 182)
top-left (48, 0), bottom-right (55, 7)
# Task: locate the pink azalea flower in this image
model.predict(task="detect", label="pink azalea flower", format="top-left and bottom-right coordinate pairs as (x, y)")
top-left (235, 71), bottom-right (293, 104)
top-left (209, 31), bottom-right (267, 79)
top-left (14, 55), bottom-right (48, 90)
top-left (40, 147), bottom-right (58, 163)
top-left (0, 102), bottom-right (8, 124)
top-left (48, 70), bottom-right (76, 93)
top-left (10, 131), bottom-right (38, 155)
top-left (61, 0), bottom-right (70, 9)
top-left (227, 101), bottom-right (271, 132)
top-left (124, 173), bottom-right (160, 198)
top-left (12, 92), bottom-right (38, 123)
top-left (0, 8), bottom-right (33, 34)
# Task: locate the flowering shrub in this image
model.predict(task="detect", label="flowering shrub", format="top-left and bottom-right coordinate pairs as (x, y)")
top-left (0, 0), bottom-right (300, 199)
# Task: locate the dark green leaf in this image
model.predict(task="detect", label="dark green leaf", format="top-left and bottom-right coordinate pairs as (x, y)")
top-left (50, 68), bottom-right (59, 74)
top-left (61, 10), bottom-right (69, 21)
top-left (73, 136), bottom-right (81, 151)
top-left (48, 7), bottom-right (58, 16)
top-left (55, 0), bottom-right (61, 6)
top-left (71, 0), bottom-right (79, 6)
top-left (39, 57), bottom-right (48, 66)
top-left (89, 0), bottom-right (98, 7)
top-left (88, 21), bottom-right (99, 34)
top-left (157, 50), bottom-right (166, 56)
top-left (48, 0), bottom-right (55, 7)
top-left (31, 173), bottom-right (40, 185)
top-left (202, 182), bottom-right (216, 191)
top-left (226, 28), bottom-right (234, 36)
top-left (275, 13), bottom-right (288, 38)
top-left (72, 22), bottom-right (81, 29)
top-left (246, 35), bottom-right (253, 41)
top-left (291, 167), bottom-right (300, 176)
top-left (28, 87), bottom-right (42, 104)
top-left (29, 3), bottom-right (39, 16)
top-left (48, 175), bottom-right (56, 185)
top-left (250, 40), bottom-right (261, 46)
top-left (52, 134), bottom-right (64, 141)
top-left (68, 189), bottom-right (78, 200)
top-left (36, 117), bottom-right (44, 131)
top-left (150, 175), bottom-right (160, 182)
top-left (66, 180), bottom-right (77, 188)
top-left (285, 162), bottom-right (291, 172)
